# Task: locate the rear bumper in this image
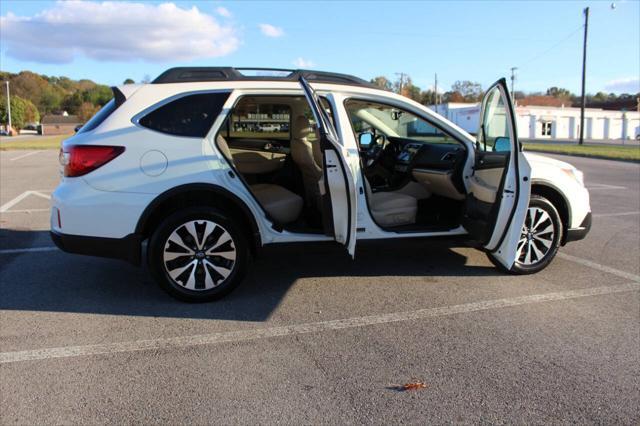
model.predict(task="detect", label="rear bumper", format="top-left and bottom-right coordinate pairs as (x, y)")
top-left (50, 230), bottom-right (141, 265)
top-left (564, 212), bottom-right (592, 244)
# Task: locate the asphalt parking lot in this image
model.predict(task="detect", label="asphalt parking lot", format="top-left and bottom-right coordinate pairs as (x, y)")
top-left (1, 149), bottom-right (638, 424)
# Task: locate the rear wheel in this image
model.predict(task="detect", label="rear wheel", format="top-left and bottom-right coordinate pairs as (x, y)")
top-left (148, 207), bottom-right (249, 302)
top-left (488, 195), bottom-right (562, 274)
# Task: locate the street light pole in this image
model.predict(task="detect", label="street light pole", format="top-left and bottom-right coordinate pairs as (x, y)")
top-left (579, 7), bottom-right (589, 145)
top-left (4, 81), bottom-right (11, 132)
top-left (434, 73), bottom-right (438, 114)
top-left (510, 67), bottom-right (518, 102)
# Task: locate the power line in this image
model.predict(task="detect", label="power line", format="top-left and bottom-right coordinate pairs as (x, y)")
top-left (518, 24), bottom-right (584, 69)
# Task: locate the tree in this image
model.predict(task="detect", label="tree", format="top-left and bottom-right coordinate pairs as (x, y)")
top-left (62, 92), bottom-right (84, 115)
top-left (77, 102), bottom-right (100, 122)
top-left (123, 78), bottom-right (135, 85)
top-left (0, 95), bottom-right (40, 130)
top-left (546, 87), bottom-right (572, 100)
top-left (443, 91), bottom-right (465, 103)
top-left (370, 76), bottom-right (392, 91)
top-left (393, 76), bottom-right (422, 101)
top-left (450, 81), bottom-right (483, 102)
top-left (82, 85), bottom-right (112, 106)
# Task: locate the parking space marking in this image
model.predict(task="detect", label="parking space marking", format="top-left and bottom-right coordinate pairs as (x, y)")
top-left (1, 281), bottom-right (637, 364)
top-left (586, 183), bottom-right (627, 190)
top-left (9, 151), bottom-right (42, 161)
top-left (593, 211), bottom-right (640, 218)
top-left (557, 252), bottom-right (640, 282)
top-left (0, 208), bottom-right (50, 214)
top-left (0, 247), bottom-right (58, 255)
top-left (0, 190), bottom-right (51, 213)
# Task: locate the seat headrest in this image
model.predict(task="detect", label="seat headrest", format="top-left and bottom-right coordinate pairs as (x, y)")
top-left (216, 134), bottom-right (233, 162)
top-left (292, 115), bottom-right (314, 139)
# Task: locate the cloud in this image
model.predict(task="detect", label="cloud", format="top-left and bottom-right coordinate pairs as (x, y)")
top-left (604, 77), bottom-right (640, 93)
top-left (0, 1), bottom-right (240, 64)
top-left (259, 23), bottom-right (284, 38)
top-left (215, 6), bottom-right (231, 18)
top-left (292, 57), bottom-right (315, 68)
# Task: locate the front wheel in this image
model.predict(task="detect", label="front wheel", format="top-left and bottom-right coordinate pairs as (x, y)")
top-left (148, 207), bottom-right (250, 302)
top-left (488, 195), bottom-right (563, 275)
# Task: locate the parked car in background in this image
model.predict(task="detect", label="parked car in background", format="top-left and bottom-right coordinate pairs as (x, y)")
top-left (51, 67), bottom-right (591, 302)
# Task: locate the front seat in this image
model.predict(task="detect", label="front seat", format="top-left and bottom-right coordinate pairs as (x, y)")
top-left (364, 178), bottom-right (417, 227)
top-left (217, 135), bottom-right (303, 224)
top-left (290, 115), bottom-right (323, 204)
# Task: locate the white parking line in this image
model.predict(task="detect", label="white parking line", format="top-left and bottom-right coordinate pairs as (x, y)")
top-left (0, 247), bottom-right (58, 255)
top-left (9, 151), bottom-right (42, 161)
top-left (0, 190), bottom-right (51, 213)
top-left (0, 208), bottom-right (50, 214)
top-left (586, 183), bottom-right (627, 190)
top-left (593, 211), bottom-right (640, 218)
top-left (557, 252), bottom-right (640, 282)
top-left (1, 281), bottom-right (637, 364)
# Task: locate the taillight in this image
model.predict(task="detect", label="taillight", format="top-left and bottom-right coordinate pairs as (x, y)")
top-left (62, 145), bottom-right (125, 177)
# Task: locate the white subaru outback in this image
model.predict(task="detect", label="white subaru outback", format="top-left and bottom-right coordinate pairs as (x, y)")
top-left (51, 67), bottom-right (591, 302)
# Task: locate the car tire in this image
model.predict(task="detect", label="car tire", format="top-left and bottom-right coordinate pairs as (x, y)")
top-left (148, 206), bottom-right (250, 302)
top-left (488, 195), bottom-right (563, 275)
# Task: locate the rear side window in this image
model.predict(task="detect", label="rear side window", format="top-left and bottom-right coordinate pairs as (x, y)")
top-left (77, 99), bottom-right (117, 134)
top-left (139, 92), bottom-right (230, 138)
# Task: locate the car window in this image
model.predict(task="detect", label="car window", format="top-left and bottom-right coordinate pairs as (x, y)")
top-left (139, 92), bottom-right (230, 138)
top-left (344, 99), bottom-right (456, 145)
top-left (77, 99), bottom-right (117, 134)
top-left (228, 98), bottom-right (291, 141)
top-left (478, 87), bottom-right (511, 152)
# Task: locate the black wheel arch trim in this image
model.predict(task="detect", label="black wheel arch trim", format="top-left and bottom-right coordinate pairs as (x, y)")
top-left (135, 183), bottom-right (261, 247)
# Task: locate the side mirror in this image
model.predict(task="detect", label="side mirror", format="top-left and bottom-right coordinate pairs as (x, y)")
top-left (493, 136), bottom-right (511, 152)
top-left (359, 132), bottom-right (374, 148)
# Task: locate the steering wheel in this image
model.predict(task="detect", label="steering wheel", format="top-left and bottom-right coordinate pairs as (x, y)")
top-left (362, 133), bottom-right (386, 168)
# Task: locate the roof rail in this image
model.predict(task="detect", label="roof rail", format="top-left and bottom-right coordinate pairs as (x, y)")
top-left (152, 67), bottom-right (373, 87)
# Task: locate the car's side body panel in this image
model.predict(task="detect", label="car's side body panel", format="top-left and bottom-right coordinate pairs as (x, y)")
top-left (51, 76), bottom-right (591, 266)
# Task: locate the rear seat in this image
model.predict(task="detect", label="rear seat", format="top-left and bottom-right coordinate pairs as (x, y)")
top-left (216, 135), bottom-right (303, 224)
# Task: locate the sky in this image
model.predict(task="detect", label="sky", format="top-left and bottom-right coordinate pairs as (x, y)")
top-left (1, 0), bottom-right (639, 95)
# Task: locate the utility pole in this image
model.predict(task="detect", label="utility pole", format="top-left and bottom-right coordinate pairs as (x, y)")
top-left (4, 81), bottom-right (11, 133)
top-left (510, 67), bottom-right (518, 102)
top-left (579, 7), bottom-right (589, 145)
top-left (434, 73), bottom-right (438, 113)
top-left (395, 72), bottom-right (406, 95)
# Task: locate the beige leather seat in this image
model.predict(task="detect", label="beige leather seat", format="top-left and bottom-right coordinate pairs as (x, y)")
top-left (365, 178), bottom-right (417, 227)
top-left (290, 116), bottom-right (323, 204)
top-left (217, 135), bottom-right (303, 224)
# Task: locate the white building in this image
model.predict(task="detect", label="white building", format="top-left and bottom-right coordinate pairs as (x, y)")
top-left (428, 103), bottom-right (640, 141)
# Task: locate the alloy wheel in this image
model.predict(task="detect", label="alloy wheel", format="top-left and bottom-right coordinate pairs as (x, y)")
top-left (162, 220), bottom-right (236, 290)
top-left (515, 206), bottom-right (555, 266)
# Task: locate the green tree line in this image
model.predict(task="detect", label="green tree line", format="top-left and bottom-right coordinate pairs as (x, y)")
top-left (0, 70), bottom-right (136, 130)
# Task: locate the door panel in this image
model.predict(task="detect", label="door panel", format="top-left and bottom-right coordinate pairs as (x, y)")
top-left (465, 78), bottom-right (531, 269)
top-left (299, 78), bottom-right (357, 257)
top-left (229, 148), bottom-right (286, 174)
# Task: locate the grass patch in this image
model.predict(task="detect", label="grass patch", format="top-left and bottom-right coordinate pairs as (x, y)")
top-left (0, 135), bottom-right (69, 150)
top-left (524, 142), bottom-right (640, 161)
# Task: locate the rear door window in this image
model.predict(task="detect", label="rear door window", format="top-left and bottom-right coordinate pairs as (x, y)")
top-left (139, 92), bottom-right (230, 137)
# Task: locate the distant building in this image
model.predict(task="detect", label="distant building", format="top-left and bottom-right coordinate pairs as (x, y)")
top-left (428, 103), bottom-right (640, 141)
top-left (41, 114), bottom-right (81, 136)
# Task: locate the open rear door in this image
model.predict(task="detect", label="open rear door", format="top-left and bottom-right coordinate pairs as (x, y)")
top-left (299, 77), bottom-right (357, 257)
top-left (464, 78), bottom-right (531, 268)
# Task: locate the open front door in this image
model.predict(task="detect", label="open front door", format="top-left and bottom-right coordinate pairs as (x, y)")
top-left (463, 78), bottom-right (531, 268)
top-left (299, 77), bottom-right (357, 257)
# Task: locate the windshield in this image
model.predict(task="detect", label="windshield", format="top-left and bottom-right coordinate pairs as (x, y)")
top-left (345, 100), bottom-right (457, 144)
